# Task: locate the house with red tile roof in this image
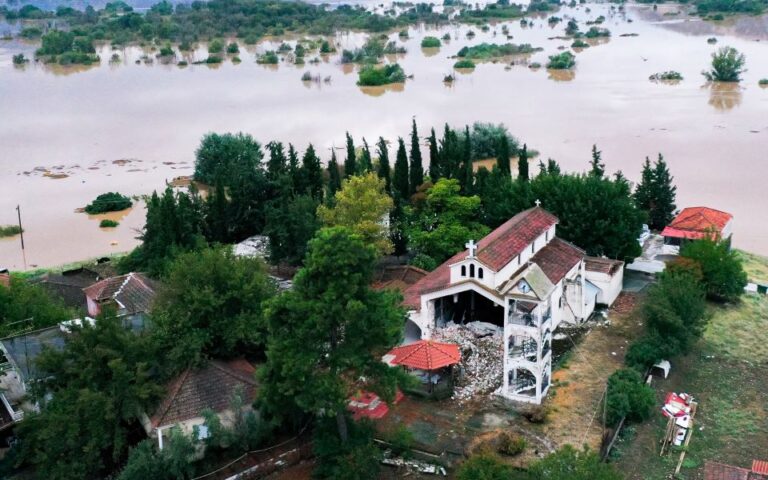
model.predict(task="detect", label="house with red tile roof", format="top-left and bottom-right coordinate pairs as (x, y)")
top-left (704, 460), bottom-right (768, 480)
top-left (402, 206), bottom-right (623, 404)
top-left (83, 272), bottom-right (157, 330)
top-left (662, 207), bottom-right (734, 248)
top-left (140, 359), bottom-right (259, 450)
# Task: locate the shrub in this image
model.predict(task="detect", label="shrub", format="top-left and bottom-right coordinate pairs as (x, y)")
top-left (387, 424), bottom-right (414, 458)
top-left (301, 71), bottom-right (313, 81)
top-left (85, 192), bottom-right (133, 214)
top-left (584, 26), bottom-right (611, 38)
top-left (759, 78), bottom-right (768, 85)
top-left (707, 37), bottom-right (718, 44)
top-left (625, 334), bottom-right (676, 372)
top-left (226, 42), bottom-right (239, 54)
top-left (158, 43), bottom-right (174, 57)
top-left (529, 61), bottom-right (542, 68)
top-left (497, 432), bottom-right (526, 456)
top-left (443, 74), bottom-right (455, 82)
top-left (205, 55), bottom-right (222, 64)
top-left (649, 70), bottom-right (683, 81)
top-left (421, 36), bottom-right (441, 48)
top-left (702, 46), bottom-right (746, 82)
top-left (454, 59), bottom-right (476, 69)
top-left (20, 27), bottom-right (43, 39)
top-left (442, 33), bottom-right (451, 40)
top-left (256, 51), bottom-right (279, 64)
top-left (546, 51), bottom-right (575, 69)
top-left (12, 54), bottom-right (28, 65)
top-left (100, 219), bottom-right (119, 228)
top-left (0, 225), bottom-right (23, 238)
top-left (232, 56), bottom-right (242, 63)
top-left (680, 237), bottom-right (747, 302)
top-left (457, 452), bottom-right (513, 480)
top-left (398, 30), bottom-right (409, 38)
top-left (320, 40), bottom-right (335, 53)
top-left (522, 405), bottom-right (548, 423)
top-left (357, 63), bottom-right (406, 86)
top-left (605, 369), bottom-right (656, 426)
top-left (456, 42), bottom-right (542, 59)
top-left (177, 60), bottom-right (188, 67)
top-left (208, 38), bottom-right (224, 54)
top-left (571, 39), bottom-right (589, 48)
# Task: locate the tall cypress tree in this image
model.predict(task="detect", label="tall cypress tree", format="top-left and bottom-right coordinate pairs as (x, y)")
top-left (327, 150), bottom-right (342, 203)
top-left (650, 154), bottom-right (677, 230)
top-left (393, 137), bottom-right (410, 202)
top-left (205, 175), bottom-right (230, 243)
top-left (266, 141), bottom-right (286, 181)
top-left (497, 135), bottom-right (511, 177)
top-left (589, 144), bottom-right (605, 178)
top-left (408, 119), bottom-right (424, 194)
top-left (440, 124), bottom-right (460, 179)
top-left (459, 126), bottom-right (474, 193)
top-left (518, 143), bottom-right (529, 181)
top-left (288, 143), bottom-right (301, 193)
top-left (343, 132), bottom-right (357, 178)
top-left (428, 128), bottom-right (440, 181)
top-left (301, 144), bottom-right (324, 200)
top-left (634, 156), bottom-right (654, 220)
top-left (359, 138), bottom-right (373, 173)
top-left (376, 137), bottom-right (392, 194)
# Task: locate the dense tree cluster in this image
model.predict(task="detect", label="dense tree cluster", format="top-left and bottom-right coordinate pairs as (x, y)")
top-left (0, 277), bottom-right (73, 337)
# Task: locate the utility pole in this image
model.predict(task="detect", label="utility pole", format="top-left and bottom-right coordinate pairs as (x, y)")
top-left (16, 205), bottom-right (25, 250)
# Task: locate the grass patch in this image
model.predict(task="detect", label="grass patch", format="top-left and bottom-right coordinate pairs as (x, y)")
top-left (736, 249), bottom-right (768, 283)
top-left (703, 294), bottom-right (768, 362)
top-left (0, 225), bottom-right (23, 238)
top-left (99, 219), bottom-right (119, 228)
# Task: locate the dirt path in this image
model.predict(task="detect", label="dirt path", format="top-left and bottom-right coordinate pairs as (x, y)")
top-left (539, 293), bottom-right (645, 450)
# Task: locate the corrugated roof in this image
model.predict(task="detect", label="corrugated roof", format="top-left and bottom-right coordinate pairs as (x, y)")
top-left (150, 359), bottom-right (258, 429)
top-left (1, 326), bottom-right (67, 381)
top-left (662, 207), bottom-right (733, 240)
top-left (387, 340), bottom-right (461, 370)
top-left (753, 460), bottom-right (768, 475)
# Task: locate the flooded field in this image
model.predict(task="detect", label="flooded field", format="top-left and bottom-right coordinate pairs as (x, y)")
top-left (1, 3), bottom-right (768, 269)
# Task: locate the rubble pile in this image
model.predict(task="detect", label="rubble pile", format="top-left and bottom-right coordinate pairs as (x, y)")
top-left (433, 322), bottom-right (503, 402)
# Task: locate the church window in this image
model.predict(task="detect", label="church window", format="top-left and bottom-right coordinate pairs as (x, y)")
top-left (461, 265), bottom-right (466, 277)
top-left (469, 264), bottom-right (475, 277)
top-left (478, 268), bottom-right (484, 279)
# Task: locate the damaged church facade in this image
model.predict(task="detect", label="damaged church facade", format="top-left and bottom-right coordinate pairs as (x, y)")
top-left (403, 206), bottom-right (624, 404)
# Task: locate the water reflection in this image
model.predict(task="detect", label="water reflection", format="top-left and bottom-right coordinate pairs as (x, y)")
top-left (421, 46), bottom-right (440, 57)
top-left (359, 82), bottom-right (405, 97)
top-left (547, 69), bottom-right (576, 82)
top-left (706, 82), bottom-right (743, 111)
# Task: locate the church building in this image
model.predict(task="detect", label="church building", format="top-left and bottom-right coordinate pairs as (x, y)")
top-left (402, 206), bottom-right (624, 404)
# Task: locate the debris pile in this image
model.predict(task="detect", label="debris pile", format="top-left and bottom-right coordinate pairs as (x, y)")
top-left (433, 322), bottom-right (503, 402)
top-left (233, 235), bottom-right (270, 258)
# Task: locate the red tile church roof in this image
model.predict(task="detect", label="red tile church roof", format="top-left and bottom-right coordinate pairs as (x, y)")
top-left (531, 238), bottom-right (585, 284)
top-left (661, 207), bottom-right (732, 240)
top-left (387, 340), bottom-right (461, 370)
top-left (402, 207), bottom-right (567, 310)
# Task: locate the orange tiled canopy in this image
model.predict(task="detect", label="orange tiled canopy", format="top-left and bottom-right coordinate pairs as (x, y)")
top-left (388, 340), bottom-right (461, 370)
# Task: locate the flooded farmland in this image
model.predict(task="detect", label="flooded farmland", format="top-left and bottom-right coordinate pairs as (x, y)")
top-left (1, 2), bottom-right (768, 269)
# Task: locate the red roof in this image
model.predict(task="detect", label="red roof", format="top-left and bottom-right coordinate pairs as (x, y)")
top-left (705, 462), bottom-right (751, 480)
top-left (661, 207), bottom-right (732, 240)
top-left (83, 272), bottom-right (156, 315)
top-left (531, 238), bottom-right (585, 284)
top-left (754, 460), bottom-right (768, 475)
top-left (347, 390), bottom-right (403, 421)
top-left (387, 340), bottom-right (461, 370)
top-left (403, 207), bottom-right (558, 309)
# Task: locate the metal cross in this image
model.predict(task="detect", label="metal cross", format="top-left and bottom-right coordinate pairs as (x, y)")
top-left (465, 239), bottom-right (477, 258)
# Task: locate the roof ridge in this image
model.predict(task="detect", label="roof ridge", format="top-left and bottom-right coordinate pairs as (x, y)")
top-left (152, 367), bottom-right (192, 428)
top-left (210, 360), bottom-right (257, 386)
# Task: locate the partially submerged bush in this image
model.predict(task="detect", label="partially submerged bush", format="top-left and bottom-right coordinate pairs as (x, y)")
top-left (702, 46), bottom-right (746, 82)
top-left (584, 26), bottom-right (611, 38)
top-left (571, 39), bottom-right (589, 48)
top-left (457, 42), bottom-right (542, 59)
top-left (759, 78), bottom-right (768, 86)
top-left (256, 51), bottom-right (279, 64)
top-left (85, 192), bottom-right (133, 214)
top-left (454, 59), bottom-right (476, 69)
top-left (421, 36), bottom-right (441, 48)
top-left (99, 219), bottom-right (119, 228)
top-left (546, 51), bottom-right (575, 69)
top-left (0, 225), bottom-right (23, 238)
top-left (357, 63), bottom-right (406, 86)
top-left (649, 70), bottom-right (683, 81)
top-left (12, 53), bottom-right (28, 65)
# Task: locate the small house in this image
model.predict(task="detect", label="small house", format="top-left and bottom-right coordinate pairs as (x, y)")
top-left (661, 207), bottom-right (733, 252)
top-left (83, 272), bottom-right (157, 330)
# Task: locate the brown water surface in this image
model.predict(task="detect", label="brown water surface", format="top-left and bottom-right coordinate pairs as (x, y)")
top-left (1, 3), bottom-right (768, 270)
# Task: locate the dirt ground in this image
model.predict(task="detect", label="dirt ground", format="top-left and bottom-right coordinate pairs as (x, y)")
top-left (535, 293), bottom-right (645, 451)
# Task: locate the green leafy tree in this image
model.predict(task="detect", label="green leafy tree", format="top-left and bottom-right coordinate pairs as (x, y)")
top-left (408, 119), bottom-right (424, 194)
top-left (0, 277), bottom-right (73, 337)
top-left (703, 46), bottom-right (746, 82)
top-left (456, 452), bottom-right (517, 480)
top-left (681, 237), bottom-right (747, 302)
top-left (194, 132), bottom-right (262, 185)
top-left (376, 137), bottom-right (392, 194)
top-left (84, 192), bottom-right (133, 214)
top-left (408, 178), bottom-right (489, 268)
top-left (151, 247), bottom-right (275, 367)
top-left (313, 417), bottom-right (382, 480)
top-left (264, 194), bottom-right (320, 266)
top-left (259, 227), bottom-right (405, 452)
top-left (605, 368), bottom-right (656, 426)
top-left (266, 141), bottom-right (287, 181)
top-left (393, 137), bottom-right (410, 201)
top-left (344, 132), bottom-right (357, 178)
top-left (17, 314), bottom-right (161, 480)
top-left (317, 173), bottom-right (394, 256)
top-left (118, 429), bottom-right (196, 480)
top-left (204, 176), bottom-right (231, 243)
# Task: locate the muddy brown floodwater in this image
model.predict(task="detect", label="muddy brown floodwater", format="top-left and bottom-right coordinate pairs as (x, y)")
top-left (1, 3), bottom-right (768, 270)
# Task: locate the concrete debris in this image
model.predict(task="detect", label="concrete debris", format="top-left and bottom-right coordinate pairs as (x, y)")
top-left (433, 322), bottom-right (503, 403)
top-left (381, 454), bottom-right (447, 476)
top-left (270, 276), bottom-right (293, 291)
top-left (233, 235), bottom-right (270, 258)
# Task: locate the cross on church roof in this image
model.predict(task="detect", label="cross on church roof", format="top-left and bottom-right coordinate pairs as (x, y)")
top-left (535, 199), bottom-right (541, 207)
top-left (465, 239), bottom-right (477, 258)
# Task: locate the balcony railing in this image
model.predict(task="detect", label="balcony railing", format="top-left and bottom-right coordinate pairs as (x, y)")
top-left (509, 313), bottom-right (537, 327)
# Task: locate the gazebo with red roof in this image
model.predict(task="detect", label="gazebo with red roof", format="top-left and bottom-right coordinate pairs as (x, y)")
top-left (662, 207), bottom-right (733, 246)
top-left (386, 340), bottom-right (461, 396)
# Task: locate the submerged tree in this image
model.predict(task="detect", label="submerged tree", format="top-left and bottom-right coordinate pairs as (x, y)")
top-left (703, 46), bottom-right (746, 82)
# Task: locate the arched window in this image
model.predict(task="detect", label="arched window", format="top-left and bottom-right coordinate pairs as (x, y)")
top-left (461, 265), bottom-right (466, 277)
top-left (469, 264), bottom-right (475, 278)
top-left (478, 268), bottom-right (484, 279)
